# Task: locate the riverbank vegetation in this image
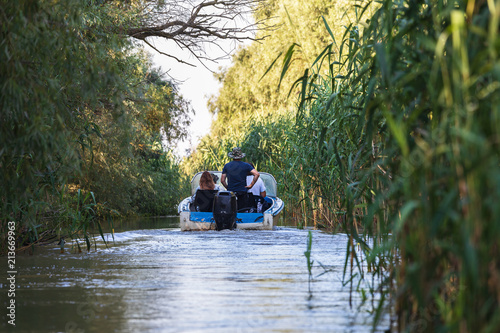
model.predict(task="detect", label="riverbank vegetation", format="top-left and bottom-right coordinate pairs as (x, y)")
top-left (2, 0), bottom-right (265, 250)
top-left (1, 0), bottom-right (243, 249)
top-left (184, 0), bottom-right (500, 331)
top-left (3, 0), bottom-right (499, 330)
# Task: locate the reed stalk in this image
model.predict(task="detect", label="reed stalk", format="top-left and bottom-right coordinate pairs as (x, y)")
top-left (183, 0), bottom-right (500, 330)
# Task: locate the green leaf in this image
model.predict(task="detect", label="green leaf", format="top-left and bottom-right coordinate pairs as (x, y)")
top-left (322, 16), bottom-right (338, 48)
top-left (278, 43), bottom-right (301, 90)
top-left (260, 51), bottom-right (283, 82)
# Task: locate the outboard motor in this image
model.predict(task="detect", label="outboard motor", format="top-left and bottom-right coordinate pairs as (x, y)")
top-left (213, 191), bottom-right (237, 231)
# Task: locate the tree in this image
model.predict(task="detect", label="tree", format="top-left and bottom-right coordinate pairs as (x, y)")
top-left (0, 0), bottom-right (272, 248)
top-left (123, 0), bottom-right (269, 68)
top-left (206, 0), bottom-right (365, 135)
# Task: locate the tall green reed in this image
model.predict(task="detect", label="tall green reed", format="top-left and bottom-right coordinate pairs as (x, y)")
top-left (65, 189), bottom-right (105, 252)
top-left (251, 0), bottom-right (500, 331)
top-left (183, 2), bottom-right (500, 329)
top-left (304, 230), bottom-right (314, 292)
top-left (291, 0), bottom-right (500, 331)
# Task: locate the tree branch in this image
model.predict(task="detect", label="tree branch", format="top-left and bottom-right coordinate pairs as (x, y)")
top-left (125, 0), bottom-right (269, 66)
top-left (142, 39), bottom-right (197, 67)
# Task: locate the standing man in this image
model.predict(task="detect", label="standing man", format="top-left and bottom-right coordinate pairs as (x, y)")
top-left (221, 147), bottom-right (259, 193)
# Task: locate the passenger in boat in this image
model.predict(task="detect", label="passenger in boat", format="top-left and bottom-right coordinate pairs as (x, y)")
top-left (198, 171), bottom-right (220, 191)
top-left (192, 171), bottom-right (220, 212)
top-left (246, 162), bottom-right (273, 213)
top-left (211, 173), bottom-right (220, 188)
top-left (221, 148), bottom-right (259, 213)
top-left (246, 163), bottom-right (266, 197)
top-left (221, 147), bottom-right (259, 193)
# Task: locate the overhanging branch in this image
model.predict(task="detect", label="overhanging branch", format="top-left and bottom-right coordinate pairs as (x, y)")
top-left (125, 0), bottom-right (269, 66)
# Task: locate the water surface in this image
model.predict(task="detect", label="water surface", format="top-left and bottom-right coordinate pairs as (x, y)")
top-left (1, 218), bottom-right (389, 332)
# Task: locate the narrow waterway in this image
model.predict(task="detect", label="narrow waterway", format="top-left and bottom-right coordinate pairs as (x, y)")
top-left (2, 218), bottom-right (389, 332)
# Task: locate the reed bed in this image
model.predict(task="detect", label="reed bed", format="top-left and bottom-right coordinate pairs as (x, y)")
top-left (186, 0), bottom-right (500, 331)
top-left (288, 0), bottom-right (500, 331)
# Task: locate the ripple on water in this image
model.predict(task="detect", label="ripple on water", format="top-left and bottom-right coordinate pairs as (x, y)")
top-left (4, 226), bottom-right (390, 333)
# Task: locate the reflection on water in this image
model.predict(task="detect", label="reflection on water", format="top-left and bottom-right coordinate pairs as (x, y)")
top-left (1, 217), bottom-right (389, 332)
top-left (99, 216), bottom-right (181, 233)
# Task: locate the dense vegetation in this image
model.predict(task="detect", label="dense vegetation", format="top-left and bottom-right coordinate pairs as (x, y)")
top-left (1, 0), bottom-right (191, 249)
top-left (185, 0), bottom-right (500, 331)
top-left (184, 0), bottom-right (377, 224)
top-left (2, 0), bottom-right (499, 330)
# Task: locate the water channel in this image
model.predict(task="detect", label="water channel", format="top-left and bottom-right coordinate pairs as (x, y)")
top-left (2, 217), bottom-right (390, 332)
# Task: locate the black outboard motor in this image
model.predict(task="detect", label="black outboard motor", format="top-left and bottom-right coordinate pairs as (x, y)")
top-left (213, 191), bottom-right (237, 231)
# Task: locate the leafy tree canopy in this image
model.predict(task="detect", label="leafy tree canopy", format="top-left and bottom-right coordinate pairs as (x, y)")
top-left (207, 0), bottom-right (372, 135)
top-left (2, 0), bottom-right (257, 237)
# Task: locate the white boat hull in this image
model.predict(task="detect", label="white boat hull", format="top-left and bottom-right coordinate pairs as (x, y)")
top-left (178, 197), bottom-right (284, 231)
top-left (178, 171), bottom-right (284, 231)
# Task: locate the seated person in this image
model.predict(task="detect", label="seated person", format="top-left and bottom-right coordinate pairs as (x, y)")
top-left (192, 171), bottom-right (220, 212)
top-left (236, 191), bottom-right (256, 213)
top-left (246, 163), bottom-right (266, 197)
top-left (246, 163), bottom-right (272, 213)
top-left (211, 173), bottom-right (222, 189)
top-left (253, 195), bottom-right (271, 213)
top-left (196, 171), bottom-right (221, 191)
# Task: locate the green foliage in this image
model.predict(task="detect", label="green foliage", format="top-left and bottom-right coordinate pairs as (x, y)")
top-left (208, 0), bottom-right (372, 136)
top-left (187, 0), bottom-right (500, 331)
top-left (131, 149), bottom-right (190, 216)
top-left (76, 53), bottom-right (192, 217)
top-left (1, 0), bottom-right (191, 247)
top-left (187, 0), bottom-right (376, 226)
top-left (62, 189), bottom-right (104, 253)
top-left (267, 0), bottom-right (500, 331)
top-left (304, 230), bottom-right (314, 285)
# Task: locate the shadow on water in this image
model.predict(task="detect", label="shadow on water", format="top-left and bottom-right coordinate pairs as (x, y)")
top-left (1, 217), bottom-right (389, 333)
top-left (100, 216), bottom-right (180, 233)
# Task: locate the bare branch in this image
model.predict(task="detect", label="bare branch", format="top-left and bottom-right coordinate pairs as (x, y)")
top-left (142, 39), bottom-right (197, 67)
top-left (125, 0), bottom-right (270, 66)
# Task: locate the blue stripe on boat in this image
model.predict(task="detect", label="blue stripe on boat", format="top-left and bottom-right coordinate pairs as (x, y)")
top-left (190, 212), bottom-right (264, 224)
top-left (189, 212), bottom-right (214, 223)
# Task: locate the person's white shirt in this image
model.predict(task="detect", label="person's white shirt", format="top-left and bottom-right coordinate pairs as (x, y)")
top-left (246, 176), bottom-right (266, 196)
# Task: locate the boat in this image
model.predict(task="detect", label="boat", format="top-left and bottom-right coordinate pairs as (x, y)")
top-left (178, 171), bottom-right (284, 231)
